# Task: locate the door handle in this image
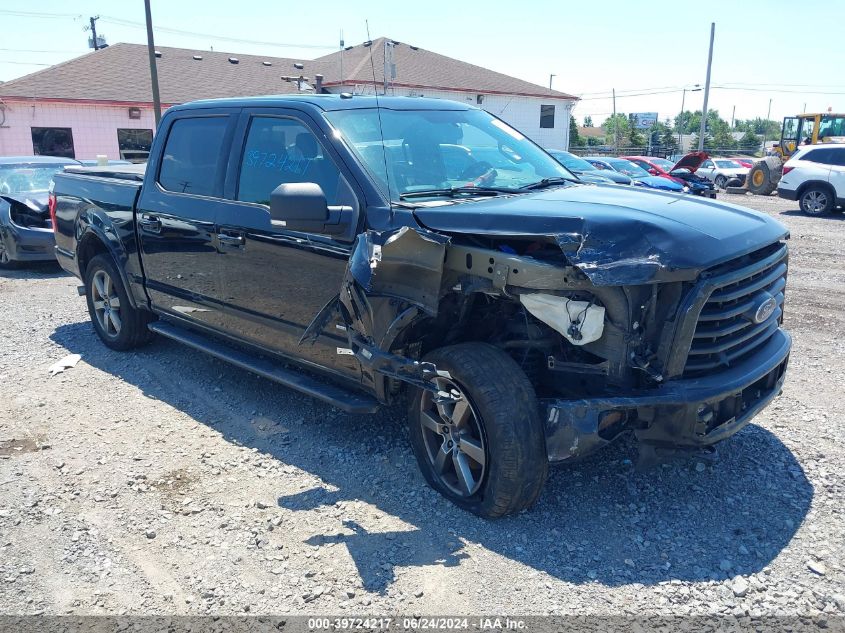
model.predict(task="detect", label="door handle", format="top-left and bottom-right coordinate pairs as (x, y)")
top-left (138, 214), bottom-right (162, 233)
top-left (217, 233), bottom-right (245, 247)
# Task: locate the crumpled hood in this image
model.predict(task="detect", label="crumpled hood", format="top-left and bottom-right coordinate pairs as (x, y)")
top-left (671, 151), bottom-right (708, 173)
top-left (412, 184), bottom-right (788, 286)
top-left (0, 192), bottom-right (48, 212)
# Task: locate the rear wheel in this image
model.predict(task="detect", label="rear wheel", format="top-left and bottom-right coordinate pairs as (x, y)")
top-left (84, 254), bottom-right (155, 350)
top-left (408, 343), bottom-right (548, 518)
top-left (800, 185), bottom-right (835, 216)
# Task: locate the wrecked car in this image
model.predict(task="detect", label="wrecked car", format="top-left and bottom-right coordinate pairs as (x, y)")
top-left (623, 153), bottom-right (717, 198)
top-left (0, 155), bottom-right (81, 267)
top-left (51, 96), bottom-right (792, 518)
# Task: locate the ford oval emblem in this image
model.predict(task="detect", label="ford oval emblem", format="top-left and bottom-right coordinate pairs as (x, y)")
top-left (753, 295), bottom-right (777, 324)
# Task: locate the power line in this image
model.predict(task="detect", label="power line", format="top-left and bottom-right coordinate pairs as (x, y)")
top-left (0, 9), bottom-right (81, 19)
top-left (0, 48), bottom-right (86, 54)
top-left (98, 15), bottom-right (336, 50)
top-left (0, 60), bottom-right (52, 66)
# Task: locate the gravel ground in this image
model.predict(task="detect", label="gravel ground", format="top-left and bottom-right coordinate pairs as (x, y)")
top-left (0, 193), bottom-right (843, 618)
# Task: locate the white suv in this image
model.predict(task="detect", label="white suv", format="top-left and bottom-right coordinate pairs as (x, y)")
top-left (778, 145), bottom-right (845, 216)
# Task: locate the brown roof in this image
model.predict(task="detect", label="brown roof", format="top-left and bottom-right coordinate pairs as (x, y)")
top-left (0, 43), bottom-right (317, 104)
top-left (315, 38), bottom-right (576, 99)
top-left (0, 39), bottom-right (576, 105)
top-left (578, 126), bottom-right (606, 138)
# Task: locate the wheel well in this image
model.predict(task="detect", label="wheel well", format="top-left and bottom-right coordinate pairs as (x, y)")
top-left (797, 180), bottom-right (835, 199)
top-left (77, 234), bottom-right (110, 277)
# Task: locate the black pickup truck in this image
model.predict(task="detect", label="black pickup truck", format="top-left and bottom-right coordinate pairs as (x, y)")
top-left (51, 95), bottom-right (791, 518)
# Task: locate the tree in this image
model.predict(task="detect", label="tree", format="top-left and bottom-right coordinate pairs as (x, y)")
top-left (569, 115), bottom-right (583, 148)
top-left (739, 130), bottom-right (761, 153)
top-left (712, 126), bottom-right (737, 151)
top-left (627, 124), bottom-right (645, 149)
top-left (583, 115), bottom-right (593, 127)
top-left (604, 113), bottom-right (630, 148)
top-left (659, 126), bottom-right (679, 155)
top-left (738, 117), bottom-right (781, 138)
top-left (690, 132), bottom-right (714, 150)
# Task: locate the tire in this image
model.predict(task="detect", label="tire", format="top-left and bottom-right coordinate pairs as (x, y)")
top-left (747, 160), bottom-right (779, 195)
top-left (84, 253), bottom-right (155, 350)
top-left (408, 342), bottom-right (548, 518)
top-left (799, 185), bottom-right (835, 216)
top-left (0, 231), bottom-right (19, 269)
top-left (715, 175), bottom-right (728, 189)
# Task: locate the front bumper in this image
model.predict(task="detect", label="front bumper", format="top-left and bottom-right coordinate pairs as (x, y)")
top-left (0, 223), bottom-right (56, 262)
top-left (543, 329), bottom-right (791, 462)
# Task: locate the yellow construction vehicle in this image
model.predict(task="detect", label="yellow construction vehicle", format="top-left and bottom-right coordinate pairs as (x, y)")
top-left (745, 112), bottom-right (845, 195)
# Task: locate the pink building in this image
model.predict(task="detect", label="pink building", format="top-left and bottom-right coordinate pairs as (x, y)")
top-left (0, 41), bottom-right (577, 160)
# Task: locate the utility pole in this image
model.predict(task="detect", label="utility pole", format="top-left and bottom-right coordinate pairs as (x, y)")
top-left (612, 88), bottom-right (618, 150)
top-left (144, 0), bottom-right (162, 127)
top-left (761, 98), bottom-right (772, 154)
top-left (698, 22), bottom-right (715, 151)
top-left (731, 105), bottom-right (736, 129)
top-left (549, 74), bottom-right (555, 90)
top-left (89, 16), bottom-right (101, 50)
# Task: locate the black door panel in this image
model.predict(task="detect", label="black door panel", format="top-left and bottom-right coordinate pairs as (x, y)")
top-left (136, 109), bottom-right (238, 328)
top-left (215, 110), bottom-right (363, 379)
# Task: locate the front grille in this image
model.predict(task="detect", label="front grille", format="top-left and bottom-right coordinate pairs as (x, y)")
top-left (684, 242), bottom-right (788, 377)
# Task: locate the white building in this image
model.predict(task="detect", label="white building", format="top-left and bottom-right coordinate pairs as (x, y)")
top-left (0, 39), bottom-right (577, 160)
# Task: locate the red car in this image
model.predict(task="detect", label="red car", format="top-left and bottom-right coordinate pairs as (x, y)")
top-left (730, 157), bottom-right (755, 169)
top-left (623, 153), bottom-right (717, 198)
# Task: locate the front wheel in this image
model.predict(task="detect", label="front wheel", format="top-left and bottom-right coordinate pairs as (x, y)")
top-left (408, 343), bottom-right (548, 518)
top-left (0, 232), bottom-right (18, 269)
top-left (715, 174), bottom-right (728, 189)
top-left (84, 253), bottom-right (155, 350)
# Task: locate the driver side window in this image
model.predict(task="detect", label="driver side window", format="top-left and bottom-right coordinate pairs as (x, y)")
top-left (237, 116), bottom-right (353, 208)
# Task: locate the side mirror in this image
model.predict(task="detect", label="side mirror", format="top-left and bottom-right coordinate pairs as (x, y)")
top-left (269, 182), bottom-right (348, 235)
top-left (648, 168), bottom-right (659, 175)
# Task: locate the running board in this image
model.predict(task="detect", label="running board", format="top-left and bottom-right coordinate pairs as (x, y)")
top-left (147, 321), bottom-right (380, 414)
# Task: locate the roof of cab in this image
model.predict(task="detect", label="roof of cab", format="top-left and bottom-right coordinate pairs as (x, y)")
top-left (170, 94), bottom-right (474, 113)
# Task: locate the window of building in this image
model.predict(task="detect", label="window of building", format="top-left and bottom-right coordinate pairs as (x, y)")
top-left (158, 117), bottom-right (229, 196)
top-left (237, 116), bottom-right (345, 206)
top-left (540, 105), bottom-right (556, 129)
top-left (31, 127), bottom-right (75, 158)
top-left (117, 128), bottom-right (153, 162)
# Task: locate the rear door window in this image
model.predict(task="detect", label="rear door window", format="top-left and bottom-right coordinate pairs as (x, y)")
top-left (158, 117), bottom-right (229, 196)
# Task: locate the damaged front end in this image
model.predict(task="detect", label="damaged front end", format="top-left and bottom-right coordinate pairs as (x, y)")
top-left (302, 218), bottom-right (791, 465)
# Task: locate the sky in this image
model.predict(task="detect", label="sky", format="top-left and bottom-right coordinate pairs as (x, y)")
top-left (1, 0), bottom-right (843, 126)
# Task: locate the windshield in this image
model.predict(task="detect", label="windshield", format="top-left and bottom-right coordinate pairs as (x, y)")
top-left (549, 151), bottom-right (596, 172)
top-left (606, 158), bottom-right (650, 178)
top-left (0, 164), bottom-right (69, 194)
top-left (651, 158), bottom-right (674, 170)
top-left (715, 160), bottom-right (743, 168)
top-left (325, 107), bottom-right (574, 201)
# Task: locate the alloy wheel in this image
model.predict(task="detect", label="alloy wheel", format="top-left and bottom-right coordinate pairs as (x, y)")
top-left (91, 269), bottom-right (122, 337)
top-left (802, 190), bottom-right (828, 215)
top-left (418, 377), bottom-right (487, 497)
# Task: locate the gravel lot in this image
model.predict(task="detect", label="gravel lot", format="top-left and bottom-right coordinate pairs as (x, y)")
top-left (1, 193), bottom-right (843, 618)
